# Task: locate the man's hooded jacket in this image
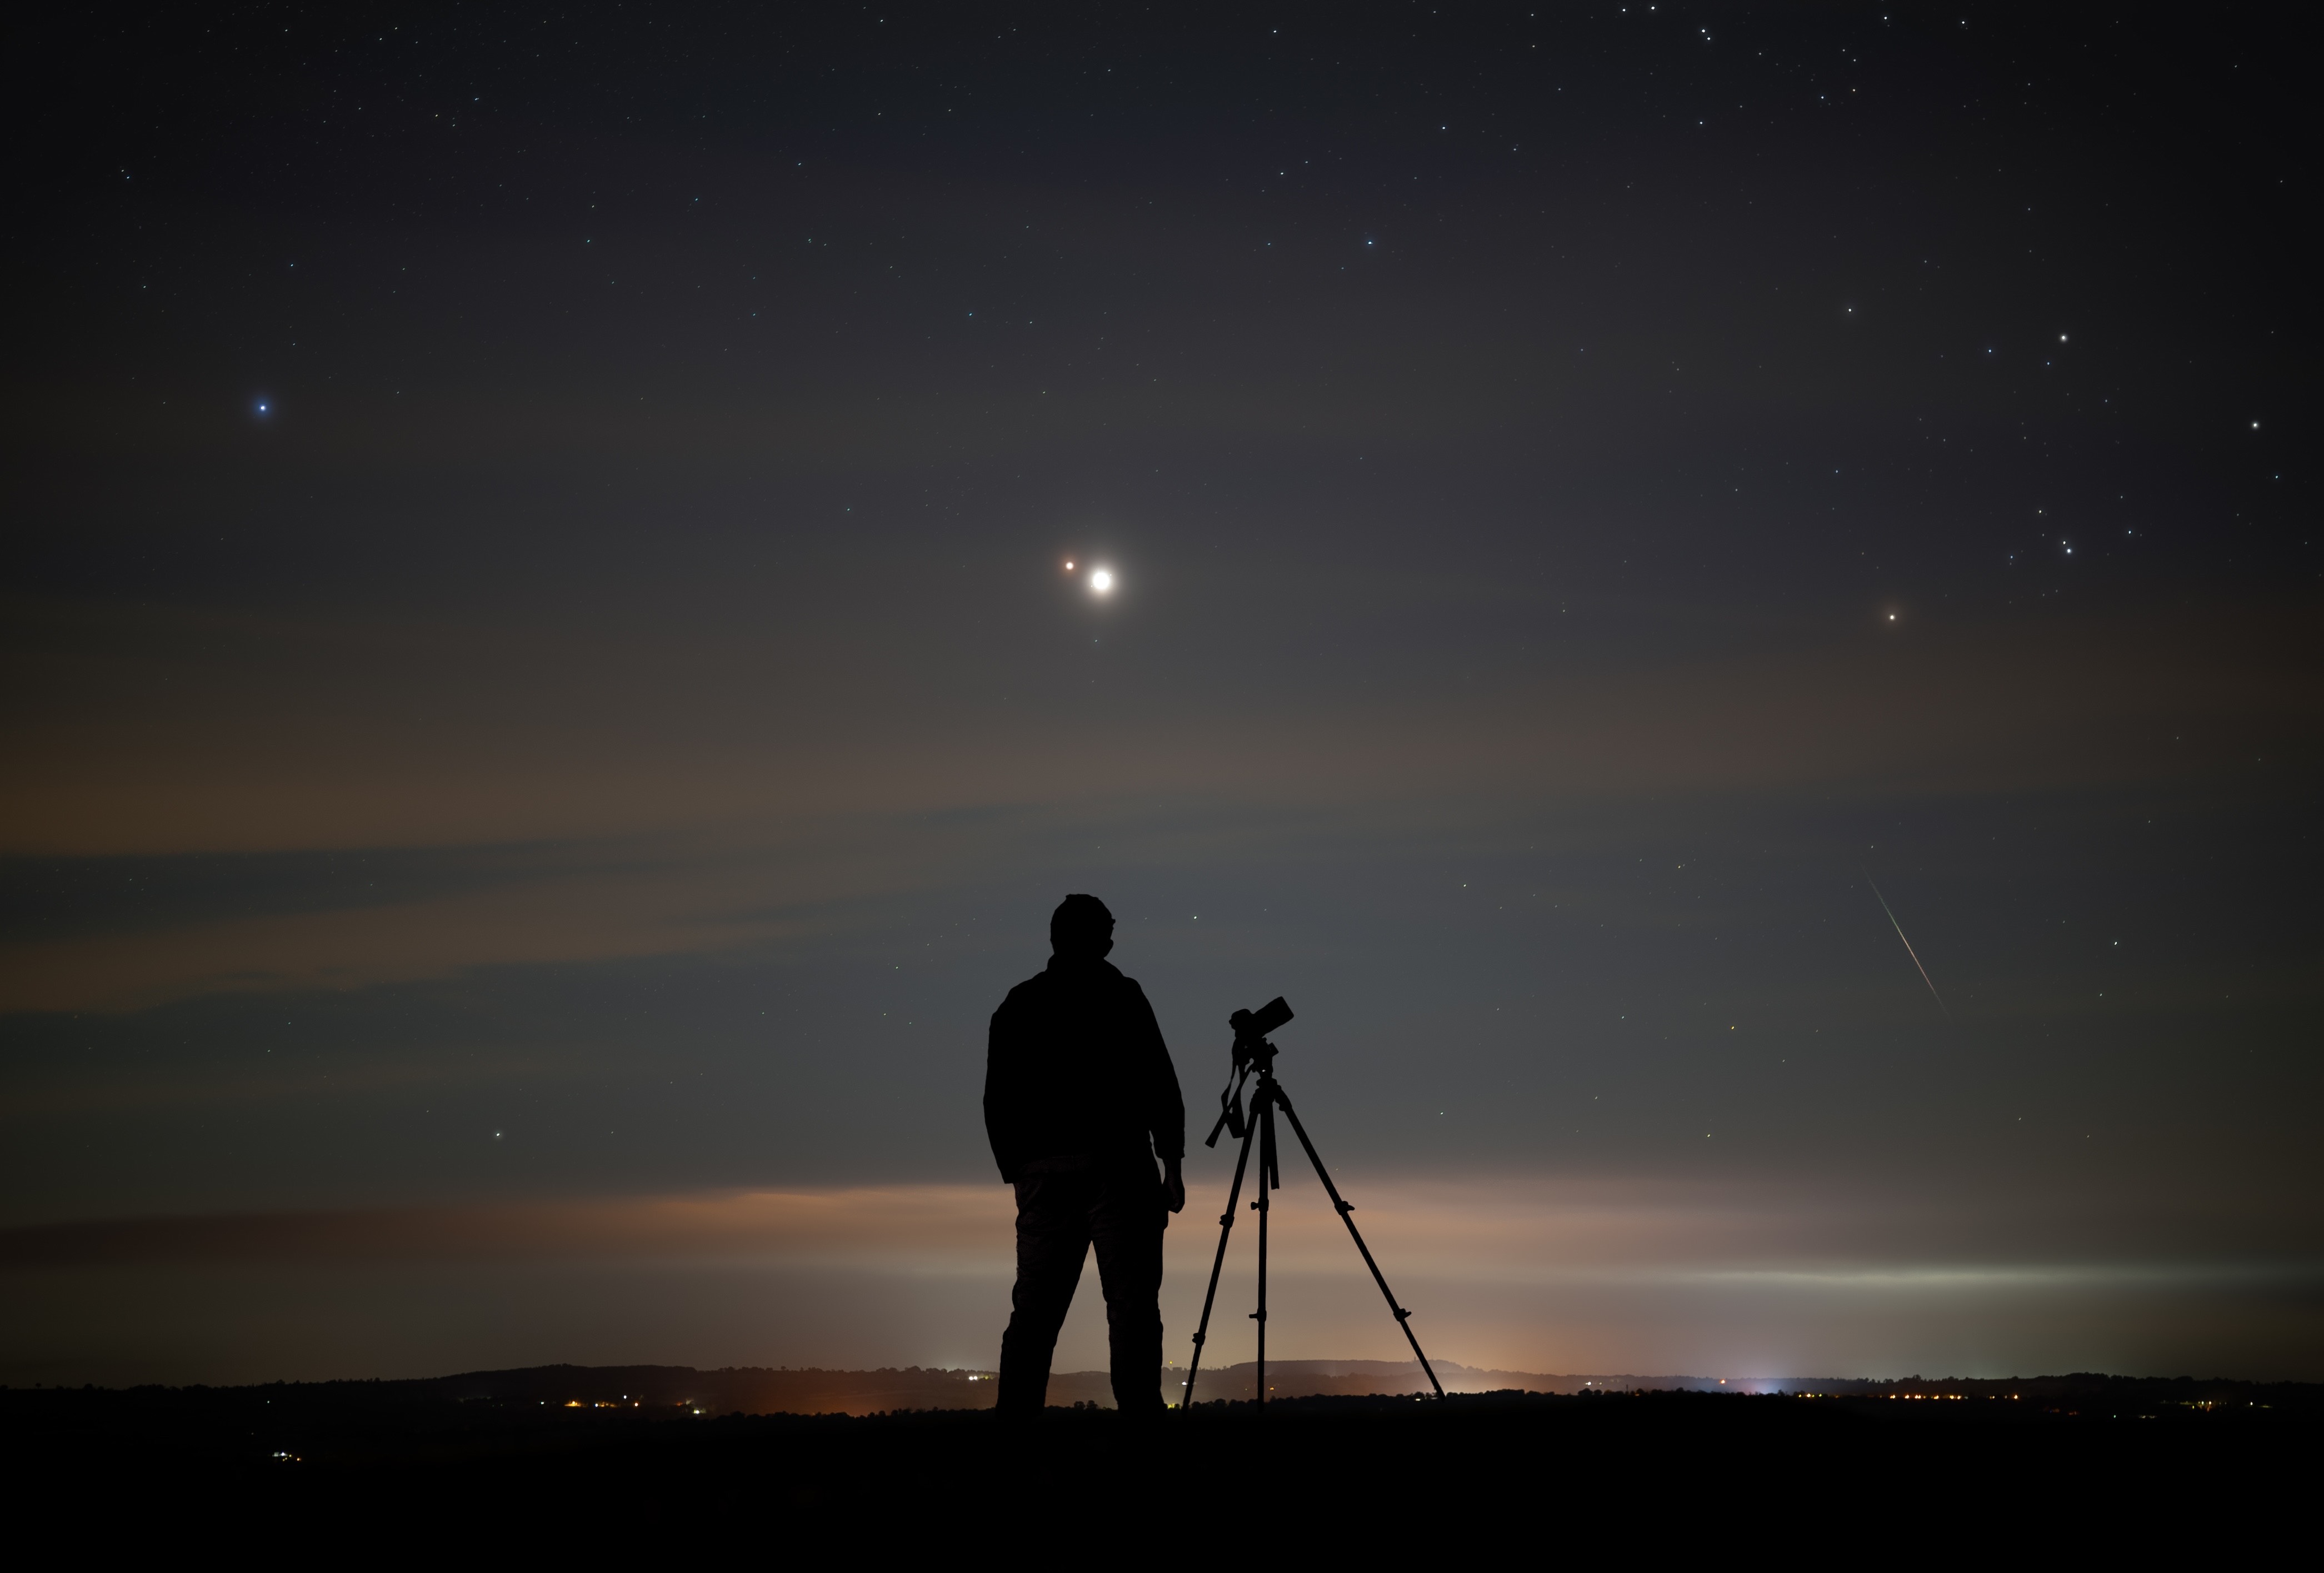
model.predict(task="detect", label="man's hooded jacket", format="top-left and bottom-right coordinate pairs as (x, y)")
top-left (984, 956), bottom-right (1185, 1183)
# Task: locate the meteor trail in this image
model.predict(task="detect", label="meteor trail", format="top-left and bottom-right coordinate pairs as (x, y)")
top-left (1862, 868), bottom-right (1951, 1020)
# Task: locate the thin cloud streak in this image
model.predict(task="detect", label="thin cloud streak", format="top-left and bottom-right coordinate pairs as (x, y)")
top-left (0, 1188), bottom-right (1016, 1271)
top-left (6, 1181), bottom-right (2305, 1285)
top-left (5, 597), bottom-right (2304, 860)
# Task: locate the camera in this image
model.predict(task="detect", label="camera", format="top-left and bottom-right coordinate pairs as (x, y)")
top-left (1212, 998), bottom-right (1294, 1146)
top-left (1228, 995), bottom-right (1295, 1072)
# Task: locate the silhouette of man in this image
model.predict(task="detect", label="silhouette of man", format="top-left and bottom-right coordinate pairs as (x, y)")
top-left (986, 894), bottom-right (1186, 1415)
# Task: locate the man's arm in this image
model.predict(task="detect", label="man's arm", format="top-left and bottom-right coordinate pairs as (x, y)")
top-left (983, 999), bottom-right (1022, 1183)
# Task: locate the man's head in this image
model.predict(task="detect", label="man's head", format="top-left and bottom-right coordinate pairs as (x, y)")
top-left (1050, 893), bottom-right (1116, 961)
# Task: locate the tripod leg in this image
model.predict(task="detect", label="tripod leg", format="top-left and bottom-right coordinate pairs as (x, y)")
top-left (1181, 1101), bottom-right (1258, 1408)
top-left (1271, 1085), bottom-right (1447, 1399)
top-left (1255, 1090), bottom-right (1272, 1410)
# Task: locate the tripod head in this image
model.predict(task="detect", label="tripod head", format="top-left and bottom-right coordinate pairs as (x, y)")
top-left (1207, 996), bottom-right (1293, 1147)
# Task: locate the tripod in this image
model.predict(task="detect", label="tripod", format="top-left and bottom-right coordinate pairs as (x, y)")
top-left (1181, 1000), bottom-right (1444, 1409)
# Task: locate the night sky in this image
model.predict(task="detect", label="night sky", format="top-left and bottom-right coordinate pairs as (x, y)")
top-left (3, 3), bottom-right (2316, 1386)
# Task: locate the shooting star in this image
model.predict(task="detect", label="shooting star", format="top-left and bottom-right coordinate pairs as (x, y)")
top-left (1862, 868), bottom-right (1951, 1021)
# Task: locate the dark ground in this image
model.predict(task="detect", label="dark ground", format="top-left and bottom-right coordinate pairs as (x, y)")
top-left (6, 1375), bottom-right (2313, 1551)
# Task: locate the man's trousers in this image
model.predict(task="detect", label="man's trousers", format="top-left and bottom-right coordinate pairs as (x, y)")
top-left (996, 1160), bottom-right (1167, 1414)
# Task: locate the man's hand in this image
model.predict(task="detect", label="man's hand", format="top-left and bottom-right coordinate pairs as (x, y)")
top-left (1162, 1158), bottom-right (1187, 1214)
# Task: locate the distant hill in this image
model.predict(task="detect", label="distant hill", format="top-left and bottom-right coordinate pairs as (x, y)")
top-left (277, 1361), bottom-right (2314, 1416)
top-left (387, 1359), bottom-right (1688, 1414)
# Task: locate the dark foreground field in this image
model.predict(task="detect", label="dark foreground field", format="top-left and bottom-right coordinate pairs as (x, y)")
top-left (6, 1375), bottom-right (2313, 1551)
